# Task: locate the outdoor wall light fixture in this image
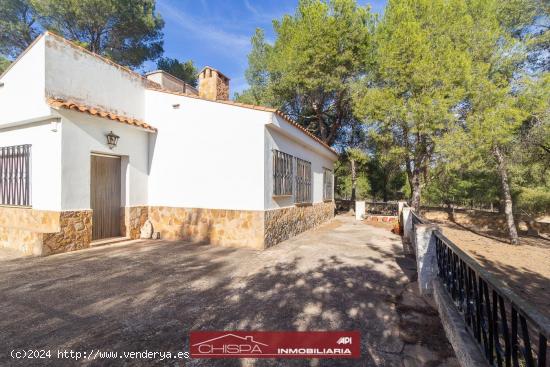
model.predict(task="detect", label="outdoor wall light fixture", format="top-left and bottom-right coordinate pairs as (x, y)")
top-left (106, 131), bottom-right (120, 149)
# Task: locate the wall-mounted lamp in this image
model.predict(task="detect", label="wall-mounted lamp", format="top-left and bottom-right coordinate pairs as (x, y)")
top-left (106, 131), bottom-right (120, 149)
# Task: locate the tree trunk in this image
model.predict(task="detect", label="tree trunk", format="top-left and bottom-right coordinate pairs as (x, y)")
top-left (350, 158), bottom-right (357, 202)
top-left (493, 146), bottom-right (519, 245)
top-left (410, 169), bottom-right (422, 213)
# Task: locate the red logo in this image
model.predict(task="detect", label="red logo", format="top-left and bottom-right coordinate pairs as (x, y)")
top-left (190, 331), bottom-right (360, 358)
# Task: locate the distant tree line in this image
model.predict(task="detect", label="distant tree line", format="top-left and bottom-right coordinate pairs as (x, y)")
top-left (236, 0), bottom-right (550, 244)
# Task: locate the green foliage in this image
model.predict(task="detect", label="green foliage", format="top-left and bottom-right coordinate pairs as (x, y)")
top-left (237, 0), bottom-right (373, 145)
top-left (334, 157), bottom-right (370, 200)
top-left (156, 57), bottom-right (198, 87)
top-left (0, 56), bottom-right (10, 74)
top-left (31, 0), bottom-right (164, 68)
top-left (353, 0), bottom-right (474, 209)
top-left (234, 28), bottom-right (274, 106)
top-left (423, 163), bottom-right (500, 208)
top-left (365, 131), bottom-right (406, 201)
top-left (516, 187), bottom-right (550, 215)
top-left (0, 0), bottom-right (40, 58)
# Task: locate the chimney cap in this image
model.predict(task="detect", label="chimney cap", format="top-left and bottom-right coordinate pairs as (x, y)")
top-left (199, 66), bottom-right (230, 81)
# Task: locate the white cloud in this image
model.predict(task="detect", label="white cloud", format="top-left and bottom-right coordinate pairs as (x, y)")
top-left (158, 0), bottom-right (251, 53)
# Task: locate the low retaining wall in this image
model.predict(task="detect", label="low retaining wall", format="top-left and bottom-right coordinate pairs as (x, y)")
top-left (0, 207), bottom-right (92, 256)
top-left (433, 280), bottom-right (489, 367)
top-left (399, 202), bottom-right (549, 367)
top-left (400, 206), bottom-right (489, 366)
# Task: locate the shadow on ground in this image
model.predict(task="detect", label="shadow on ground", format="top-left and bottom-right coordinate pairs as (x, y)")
top-left (0, 216), bottom-right (456, 367)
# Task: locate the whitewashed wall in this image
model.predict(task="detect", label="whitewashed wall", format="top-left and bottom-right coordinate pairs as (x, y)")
top-left (44, 34), bottom-right (146, 120)
top-left (0, 36), bottom-right (50, 125)
top-left (146, 90), bottom-right (268, 211)
top-left (59, 110), bottom-right (150, 210)
top-left (264, 115), bottom-right (337, 209)
top-left (0, 121), bottom-right (62, 210)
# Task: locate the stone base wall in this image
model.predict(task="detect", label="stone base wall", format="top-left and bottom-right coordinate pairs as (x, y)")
top-left (0, 202), bottom-right (336, 255)
top-left (0, 206), bottom-right (60, 232)
top-left (121, 206), bottom-right (148, 239)
top-left (42, 211), bottom-right (92, 255)
top-left (264, 201), bottom-right (335, 248)
top-left (149, 206), bottom-right (265, 249)
top-left (0, 227), bottom-right (44, 256)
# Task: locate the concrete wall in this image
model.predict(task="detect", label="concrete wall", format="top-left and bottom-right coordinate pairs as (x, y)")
top-left (145, 89), bottom-right (268, 211)
top-left (0, 121), bottom-right (62, 210)
top-left (0, 35), bottom-right (50, 125)
top-left (44, 33), bottom-right (146, 120)
top-left (264, 117), bottom-right (337, 210)
top-left (59, 110), bottom-right (150, 210)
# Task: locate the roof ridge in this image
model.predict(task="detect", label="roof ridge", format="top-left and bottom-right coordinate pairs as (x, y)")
top-left (43, 31), bottom-right (160, 89)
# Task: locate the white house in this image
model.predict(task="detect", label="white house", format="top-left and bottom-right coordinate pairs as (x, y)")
top-left (0, 32), bottom-right (337, 256)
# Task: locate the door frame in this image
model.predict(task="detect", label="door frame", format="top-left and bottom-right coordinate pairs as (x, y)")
top-left (90, 152), bottom-right (123, 240)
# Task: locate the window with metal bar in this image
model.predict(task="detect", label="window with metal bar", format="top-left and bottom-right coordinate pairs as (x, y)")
top-left (323, 168), bottom-right (333, 201)
top-left (0, 144), bottom-right (31, 206)
top-left (273, 150), bottom-right (293, 196)
top-left (295, 158), bottom-right (312, 204)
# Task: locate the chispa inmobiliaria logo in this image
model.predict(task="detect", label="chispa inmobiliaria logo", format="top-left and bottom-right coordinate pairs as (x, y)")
top-left (189, 331), bottom-right (360, 358)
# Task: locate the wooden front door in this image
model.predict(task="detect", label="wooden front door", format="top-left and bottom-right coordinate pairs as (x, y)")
top-left (91, 154), bottom-right (121, 240)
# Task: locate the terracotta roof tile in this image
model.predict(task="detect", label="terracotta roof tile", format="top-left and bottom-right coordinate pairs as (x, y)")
top-left (47, 98), bottom-right (157, 132)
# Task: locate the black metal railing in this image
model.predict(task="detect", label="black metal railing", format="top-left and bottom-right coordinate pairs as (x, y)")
top-left (0, 144), bottom-right (31, 206)
top-left (435, 231), bottom-right (549, 367)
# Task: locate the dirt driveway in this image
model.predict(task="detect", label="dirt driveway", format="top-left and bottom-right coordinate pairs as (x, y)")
top-left (0, 215), bottom-right (456, 366)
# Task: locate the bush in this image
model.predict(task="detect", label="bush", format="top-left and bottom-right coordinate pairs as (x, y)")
top-left (516, 187), bottom-right (550, 215)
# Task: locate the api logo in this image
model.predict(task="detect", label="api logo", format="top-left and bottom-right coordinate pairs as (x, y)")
top-left (337, 337), bottom-right (353, 345)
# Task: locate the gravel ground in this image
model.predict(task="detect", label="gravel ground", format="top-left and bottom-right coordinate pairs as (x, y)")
top-left (0, 215), bottom-right (456, 366)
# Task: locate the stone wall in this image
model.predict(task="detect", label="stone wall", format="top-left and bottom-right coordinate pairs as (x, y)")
top-left (0, 203), bottom-right (336, 255)
top-left (121, 206), bottom-right (148, 239)
top-left (0, 227), bottom-right (44, 256)
top-left (0, 206), bottom-right (59, 255)
top-left (42, 210), bottom-right (92, 255)
top-left (0, 206), bottom-right (60, 232)
top-left (149, 206), bottom-right (264, 249)
top-left (0, 208), bottom-right (92, 256)
top-left (264, 201), bottom-right (335, 248)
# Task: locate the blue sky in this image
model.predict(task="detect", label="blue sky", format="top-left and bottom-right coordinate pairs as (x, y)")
top-left (146, 0), bottom-right (387, 95)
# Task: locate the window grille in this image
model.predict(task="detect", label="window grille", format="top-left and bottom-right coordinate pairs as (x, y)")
top-left (273, 150), bottom-right (293, 196)
top-left (295, 158), bottom-right (312, 204)
top-left (0, 144), bottom-right (31, 206)
top-left (323, 168), bottom-right (334, 201)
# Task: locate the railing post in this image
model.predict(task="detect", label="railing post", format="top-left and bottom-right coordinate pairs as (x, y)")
top-left (398, 201), bottom-right (406, 233)
top-left (414, 224), bottom-right (440, 297)
top-left (402, 207), bottom-right (413, 244)
top-left (355, 201), bottom-right (365, 221)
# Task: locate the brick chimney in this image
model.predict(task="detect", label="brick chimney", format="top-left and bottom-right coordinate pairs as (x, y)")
top-left (198, 66), bottom-right (229, 101)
